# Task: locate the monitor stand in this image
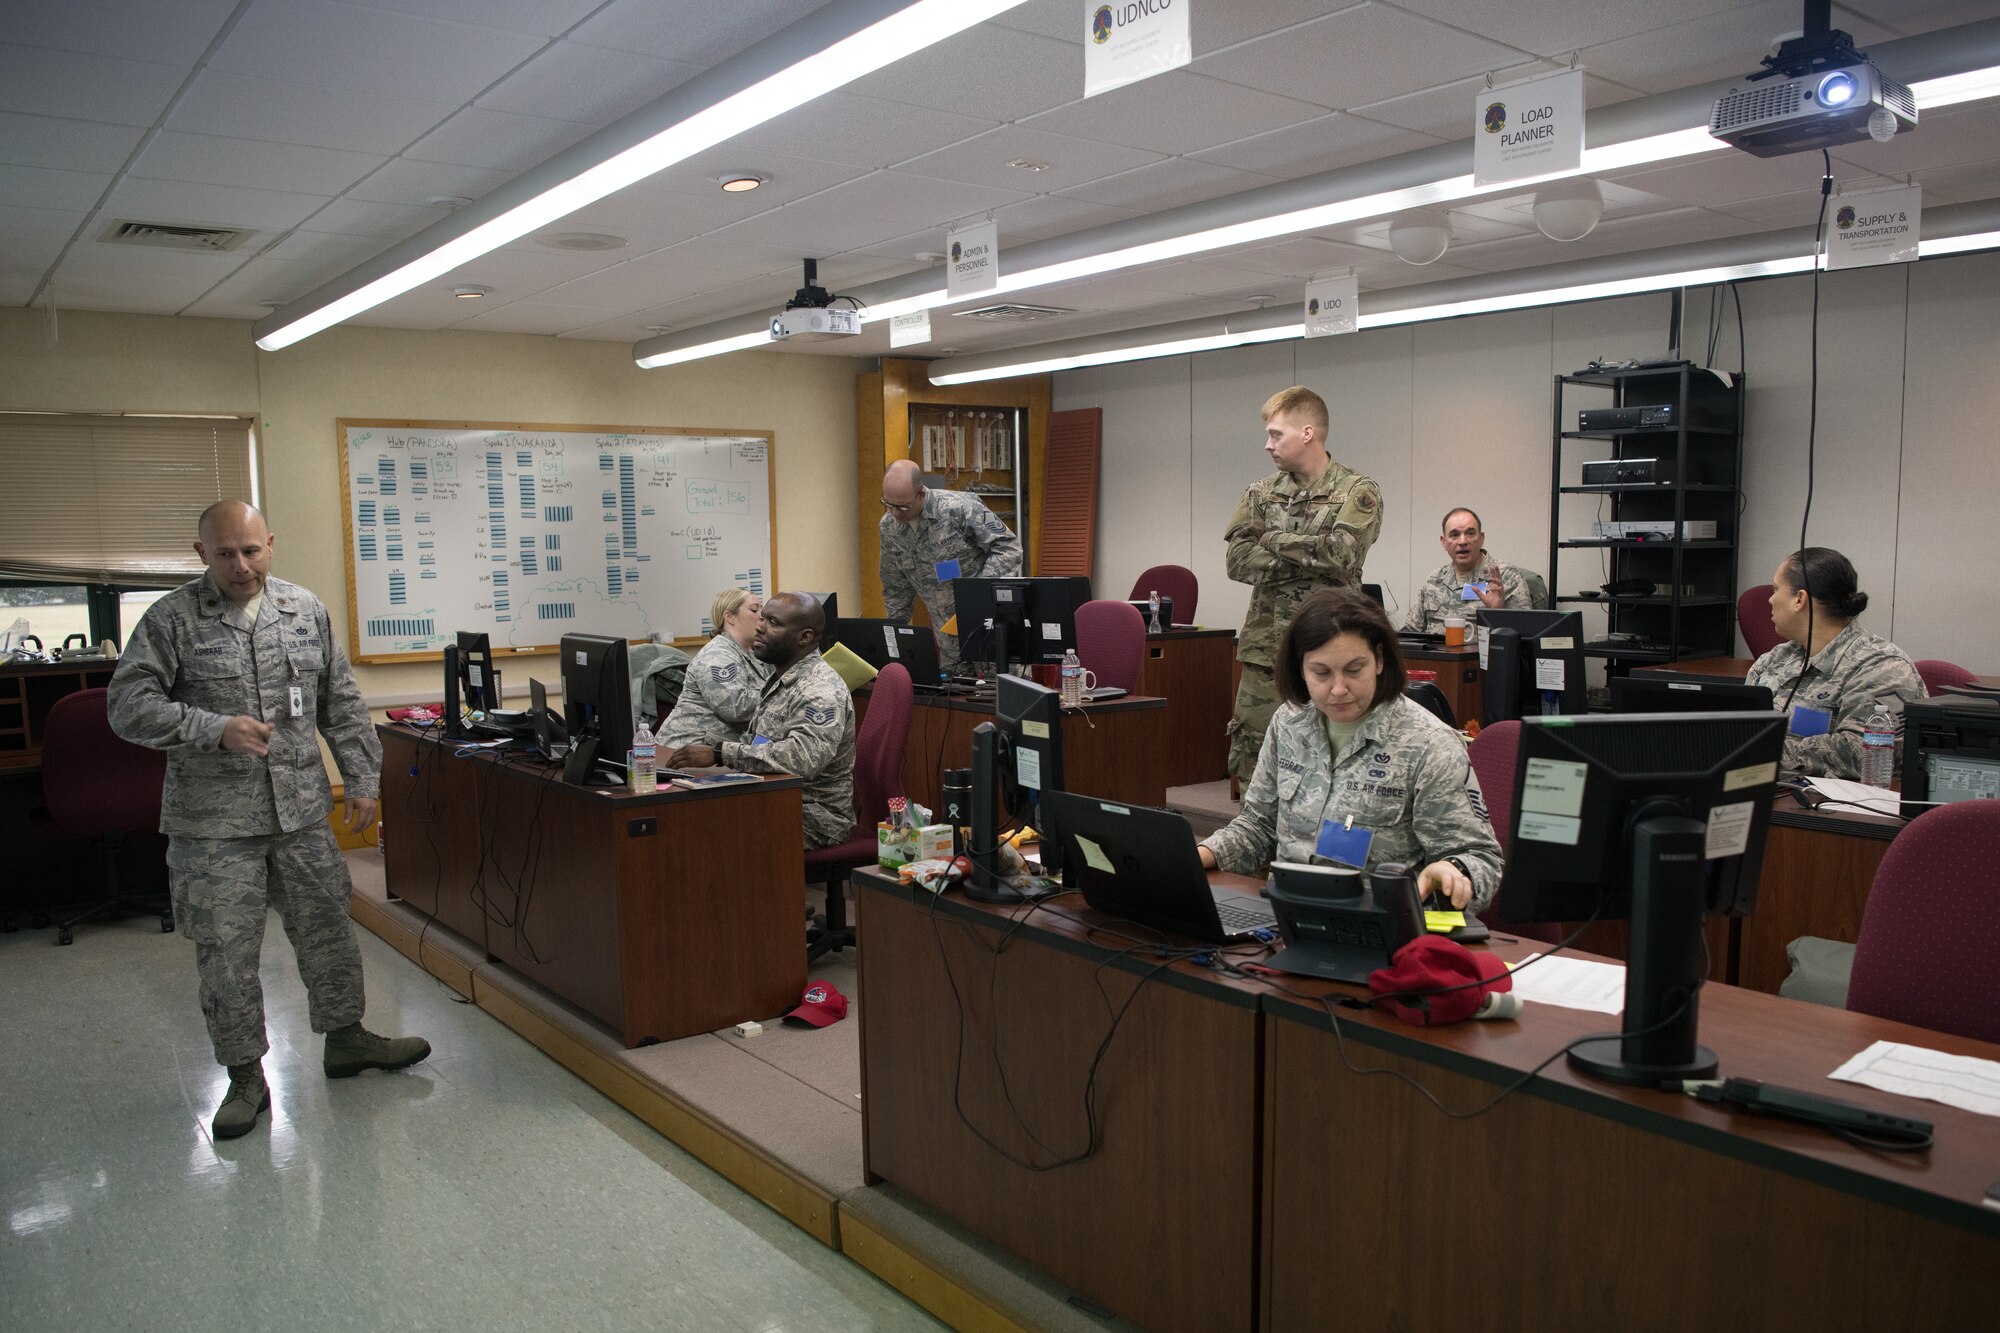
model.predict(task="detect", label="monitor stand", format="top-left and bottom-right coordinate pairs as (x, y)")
top-left (1568, 812), bottom-right (1717, 1087)
top-left (964, 723), bottom-right (1036, 904)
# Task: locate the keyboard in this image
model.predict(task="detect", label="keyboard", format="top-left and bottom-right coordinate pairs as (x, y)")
top-left (1212, 892), bottom-right (1277, 934)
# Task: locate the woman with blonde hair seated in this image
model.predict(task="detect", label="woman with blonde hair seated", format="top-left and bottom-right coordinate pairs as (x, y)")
top-left (658, 588), bottom-right (771, 748)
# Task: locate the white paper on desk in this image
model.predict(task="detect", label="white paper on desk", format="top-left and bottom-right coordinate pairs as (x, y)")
top-left (1804, 776), bottom-right (1901, 816)
top-left (1505, 954), bottom-right (1625, 1014)
top-left (1829, 1040), bottom-right (2000, 1118)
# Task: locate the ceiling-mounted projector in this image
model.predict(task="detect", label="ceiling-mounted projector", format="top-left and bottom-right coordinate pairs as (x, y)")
top-left (769, 258), bottom-right (861, 342)
top-left (1709, 1), bottom-right (1915, 158)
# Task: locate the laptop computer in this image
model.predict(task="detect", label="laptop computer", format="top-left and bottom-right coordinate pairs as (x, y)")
top-left (1039, 791), bottom-right (1276, 944)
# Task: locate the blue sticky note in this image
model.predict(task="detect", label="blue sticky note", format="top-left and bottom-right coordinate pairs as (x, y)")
top-left (1789, 706), bottom-right (1831, 738)
top-left (935, 558), bottom-right (962, 582)
top-left (752, 734), bottom-right (770, 746)
top-left (1315, 819), bottom-right (1374, 868)
top-left (1460, 582), bottom-right (1486, 600)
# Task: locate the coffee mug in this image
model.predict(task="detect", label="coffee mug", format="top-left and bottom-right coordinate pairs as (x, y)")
top-left (1443, 615), bottom-right (1467, 648)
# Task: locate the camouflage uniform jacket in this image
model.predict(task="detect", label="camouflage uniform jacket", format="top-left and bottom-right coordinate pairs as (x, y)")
top-left (1745, 622), bottom-right (1925, 779)
top-left (659, 634), bottom-right (770, 748)
top-left (719, 650), bottom-right (857, 845)
top-left (1402, 554), bottom-right (1534, 633)
top-left (108, 574), bottom-right (380, 838)
top-left (1224, 459), bottom-right (1383, 668)
top-left (879, 488), bottom-right (1024, 648)
top-left (1201, 695), bottom-right (1501, 912)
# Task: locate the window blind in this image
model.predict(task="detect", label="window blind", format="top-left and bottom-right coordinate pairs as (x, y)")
top-left (0, 414), bottom-right (255, 584)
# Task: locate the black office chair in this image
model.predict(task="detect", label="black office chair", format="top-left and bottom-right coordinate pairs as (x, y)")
top-left (1404, 681), bottom-right (1457, 729)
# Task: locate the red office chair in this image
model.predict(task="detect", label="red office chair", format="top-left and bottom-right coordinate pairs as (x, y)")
top-left (1847, 801), bottom-right (2000, 1043)
top-left (1737, 584), bottom-right (1782, 658)
top-left (36, 688), bottom-right (174, 945)
top-left (1465, 720), bottom-right (1561, 945)
top-left (1074, 599), bottom-right (1146, 693)
top-left (1914, 659), bottom-right (1977, 697)
top-left (806, 663), bottom-right (913, 961)
top-left (1128, 565), bottom-right (1198, 626)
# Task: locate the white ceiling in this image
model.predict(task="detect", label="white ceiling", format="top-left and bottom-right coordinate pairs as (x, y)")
top-left (3, 0), bottom-right (1998, 363)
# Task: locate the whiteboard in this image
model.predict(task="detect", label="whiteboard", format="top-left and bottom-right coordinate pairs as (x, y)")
top-left (338, 419), bottom-right (774, 663)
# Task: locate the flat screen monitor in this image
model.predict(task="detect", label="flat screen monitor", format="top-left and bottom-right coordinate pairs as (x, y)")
top-left (1610, 676), bottom-right (1774, 713)
top-left (1478, 608), bottom-right (1586, 724)
top-left (558, 633), bottom-right (633, 785)
top-left (528, 677), bottom-right (568, 759)
top-left (1900, 694), bottom-right (2000, 819)
top-left (967, 674), bottom-right (1066, 897)
top-left (954, 575), bottom-right (1091, 667)
top-left (1496, 710), bottom-right (1787, 1086)
top-left (831, 615), bottom-right (902, 671)
top-left (457, 630), bottom-right (497, 710)
top-left (801, 590), bottom-right (838, 640)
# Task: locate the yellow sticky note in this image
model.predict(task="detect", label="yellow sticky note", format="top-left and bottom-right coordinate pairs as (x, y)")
top-left (1075, 834), bottom-right (1114, 874)
top-left (1424, 910), bottom-right (1467, 933)
top-left (941, 614), bottom-right (958, 635)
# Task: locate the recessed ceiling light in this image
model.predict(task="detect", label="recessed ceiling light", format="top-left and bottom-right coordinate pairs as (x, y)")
top-left (643, 325), bottom-right (674, 335)
top-left (451, 285), bottom-right (492, 299)
top-left (1007, 158), bottom-right (1052, 172)
top-left (428, 195), bottom-right (473, 211)
top-left (536, 232), bottom-right (628, 251)
top-left (715, 172), bottom-right (769, 193)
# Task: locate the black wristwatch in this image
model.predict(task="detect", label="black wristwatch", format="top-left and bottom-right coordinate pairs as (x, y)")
top-left (1443, 856), bottom-right (1471, 880)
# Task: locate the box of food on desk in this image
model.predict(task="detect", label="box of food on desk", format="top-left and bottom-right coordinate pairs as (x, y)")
top-left (878, 822), bottom-right (953, 868)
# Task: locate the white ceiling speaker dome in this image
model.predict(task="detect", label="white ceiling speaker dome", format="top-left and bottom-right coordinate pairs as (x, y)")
top-left (1389, 212), bottom-right (1453, 265)
top-left (1533, 178), bottom-right (1605, 242)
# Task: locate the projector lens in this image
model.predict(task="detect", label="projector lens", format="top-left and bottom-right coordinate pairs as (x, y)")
top-left (1818, 71), bottom-right (1858, 107)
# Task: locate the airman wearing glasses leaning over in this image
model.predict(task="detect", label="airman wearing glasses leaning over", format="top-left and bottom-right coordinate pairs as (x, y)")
top-left (878, 458), bottom-right (1023, 670)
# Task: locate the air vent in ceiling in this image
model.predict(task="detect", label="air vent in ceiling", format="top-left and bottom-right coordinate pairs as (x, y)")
top-left (101, 220), bottom-right (254, 252)
top-left (951, 302), bottom-right (1075, 322)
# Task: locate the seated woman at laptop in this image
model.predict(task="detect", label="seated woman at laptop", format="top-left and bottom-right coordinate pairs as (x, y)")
top-left (659, 587), bottom-right (772, 749)
top-left (1197, 588), bottom-right (1501, 911)
top-left (1745, 547), bottom-right (1924, 780)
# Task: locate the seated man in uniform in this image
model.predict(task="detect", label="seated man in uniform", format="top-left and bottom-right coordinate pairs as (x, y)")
top-left (664, 591), bottom-right (856, 850)
top-left (1402, 507), bottom-right (1536, 634)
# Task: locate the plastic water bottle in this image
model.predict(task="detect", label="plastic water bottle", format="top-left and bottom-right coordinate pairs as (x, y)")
top-left (1860, 701), bottom-right (1896, 789)
top-left (631, 720), bottom-right (657, 793)
top-left (1060, 649), bottom-right (1084, 708)
top-left (1147, 588), bottom-right (1164, 634)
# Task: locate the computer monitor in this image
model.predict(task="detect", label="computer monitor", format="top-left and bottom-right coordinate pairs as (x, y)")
top-left (967, 674), bottom-right (1066, 899)
top-left (801, 590), bottom-right (838, 638)
top-left (558, 633), bottom-right (633, 786)
top-left (1478, 608), bottom-right (1586, 724)
top-left (1496, 710), bottom-right (1787, 1086)
top-left (953, 576), bottom-right (1091, 668)
top-left (1901, 694), bottom-right (2000, 819)
top-left (1609, 676), bottom-right (1774, 713)
top-left (831, 615), bottom-right (902, 670)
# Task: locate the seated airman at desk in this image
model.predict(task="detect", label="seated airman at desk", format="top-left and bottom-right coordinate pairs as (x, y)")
top-left (667, 591), bottom-right (856, 849)
top-left (1401, 506), bottom-right (1538, 633)
top-left (1197, 587), bottom-right (1501, 911)
top-left (659, 586), bottom-right (771, 749)
top-left (1745, 547), bottom-right (1924, 780)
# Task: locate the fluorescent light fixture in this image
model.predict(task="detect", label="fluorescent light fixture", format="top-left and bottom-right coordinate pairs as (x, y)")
top-left (636, 330), bottom-right (770, 369)
top-left (1918, 228), bottom-right (2000, 257)
top-left (1354, 257), bottom-right (1817, 329)
top-left (930, 323), bottom-right (1301, 384)
top-left (255, 0), bottom-right (1030, 351)
top-left (1911, 64), bottom-right (2000, 110)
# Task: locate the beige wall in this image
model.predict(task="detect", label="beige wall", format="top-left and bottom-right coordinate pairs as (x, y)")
top-left (0, 309), bottom-right (867, 706)
top-left (1059, 250), bottom-right (2000, 671)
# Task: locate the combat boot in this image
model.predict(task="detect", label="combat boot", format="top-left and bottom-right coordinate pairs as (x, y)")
top-left (323, 1023), bottom-right (432, 1078)
top-left (212, 1061), bottom-right (269, 1139)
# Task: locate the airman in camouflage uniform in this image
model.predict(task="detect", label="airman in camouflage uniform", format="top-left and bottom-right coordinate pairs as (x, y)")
top-left (108, 501), bottom-right (427, 1140)
top-left (1746, 624), bottom-right (1924, 779)
top-left (1403, 508), bottom-right (1536, 633)
top-left (659, 632), bottom-right (770, 748)
top-left (1202, 694), bottom-right (1503, 913)
top-left (879, 459), bottom-right (1024, 670)
top-left (1225, 388), bottom-right (1383, 783)
top-left (665, 592), bottom-right (857, 849)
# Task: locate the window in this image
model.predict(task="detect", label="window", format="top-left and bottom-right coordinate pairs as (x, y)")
top-left (0, 585), bottom-right (89, 650)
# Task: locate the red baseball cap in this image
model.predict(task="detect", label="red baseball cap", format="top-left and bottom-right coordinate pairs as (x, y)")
top-left (1368, 936), bottom-right (1512, 1026)
top-left (783, 980), bottom-right (849, 1028)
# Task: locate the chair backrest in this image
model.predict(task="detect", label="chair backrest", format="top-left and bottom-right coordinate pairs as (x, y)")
top-left (1847, 801), bottom-right (2000, 1043)
top-left (1737, 584), bottom-right (1782, 657)
top-left (1914, 658), bottom-right (1977, 697)
top-left (1517, 567), bottom-right (1552, 610)
top-left (1128, 565), bottom-right (1198, 625)
top-left (1404, 681), bottom-right (1457, 728)
top-left (41, 688), bottom-right (167, 839)
top-left (852, 663), bottom-right (912, 828)
top-left (1074, 600), bottom-right (1146, 692)
top-left (1463, 718), bottom-right (1563, 943)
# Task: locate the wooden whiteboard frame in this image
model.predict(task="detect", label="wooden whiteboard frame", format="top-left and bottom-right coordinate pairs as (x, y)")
top-left (337, 418), bottom-right (778, 664)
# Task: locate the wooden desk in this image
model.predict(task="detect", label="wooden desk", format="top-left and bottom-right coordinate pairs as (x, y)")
top-left (0, 659), bottom-right (117, 771)
top-left (1737, 797), bottom-right (1900, 993)
top-left (855, 870), bottom-right (1265, 1333)
top-left (1402, 642), bottom-right (1483, 727)
top-left (1140, 627), bottom-right (1234, 787)
top-left (865, 690), bottom-right (1168, 816)
top-left (1262, 947), bottom-right (2000, 1329)
top-left (377, 725), bottom-right (806, 1046)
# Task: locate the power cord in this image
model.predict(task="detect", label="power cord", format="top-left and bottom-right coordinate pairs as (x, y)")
top-left (1782, 150), bottom-right (1835, 717)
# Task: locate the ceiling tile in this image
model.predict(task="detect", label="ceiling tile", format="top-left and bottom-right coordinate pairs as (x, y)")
top-left (1021, 70), bottom-right (1334, 155)
top-left (1210, 235), bottom-right (1396, 279)
top-left (1193, 6), bottom-right (1524, 113)
top-left (355, 0), bottom-right (607, 37)
top-left (1905, 156), bottom-right (2000, 203)
top-left (990, 194), bottom-right (1146, 243)
top-left (262, 229), bottom-right (398, 271)
top-left (641, 148), bottom-right (877, 212)
top-left (704, 205), bottom-right (915, 256)
top-left (179, 253), bottom-right (345, 317)
top-left (1447, 205), bottom-right (1764, 266)
top-left (847, 25), bottom-right (1082, 122)
top-left (791, 171), bottom-right (1033, 228)
top-left (1056, 157), bottom-right (1283, 213)
top-left (1578, 3), bottom-right (1896, 94)
top-left (1829, 101), bottom-right (2000, 175)
top-left (504, 183), bottom-right (772, 255)
top-left (53, 243), bottom-right (246, 310)
top-left (0, 114), bottom-right (145, 174)
top-left (207, 0), bottom-right (548, 104)
top-left (721, 92), bottom-right (1000, 171)
top-left (0, 164), bottom-right (112, 213)
top-left (1188, 111), bottom-right (1445, 178)
top-left (1386, 0), bottom-right (1744, 59)
top-left (404, 106), bottom-right (599, 173)
top-left (0, 45), bottom-right (186, 127)
top-left (570, 0), bottom-right (833, 68)
top-left (896, 126), bottom-right (1165, 194)
top-left (101, 176), bottom-right (331, 232)
top-left (305, 196), bottom-right (448, 240)
top-left (453, 298), bottom-right (621, 334)
top-left (170, 69), bottom-right (457, 155)
top-left (474, 41), bottom-right (702, 128)
top-left (0, 204), bottom-right (75, 277)
top-left (342, 158), bottom-right (518, 208)
top-left (1351, 67), bottom-right (1635, 139)
top-left (1611, 144), bottom-right (1838, 209)
top-left (133, 131), bottom-right (385, 197)
top-left (993, 0), bottom-right (1349, 50)
top-left (2, 0), bottom-right (240, 66)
